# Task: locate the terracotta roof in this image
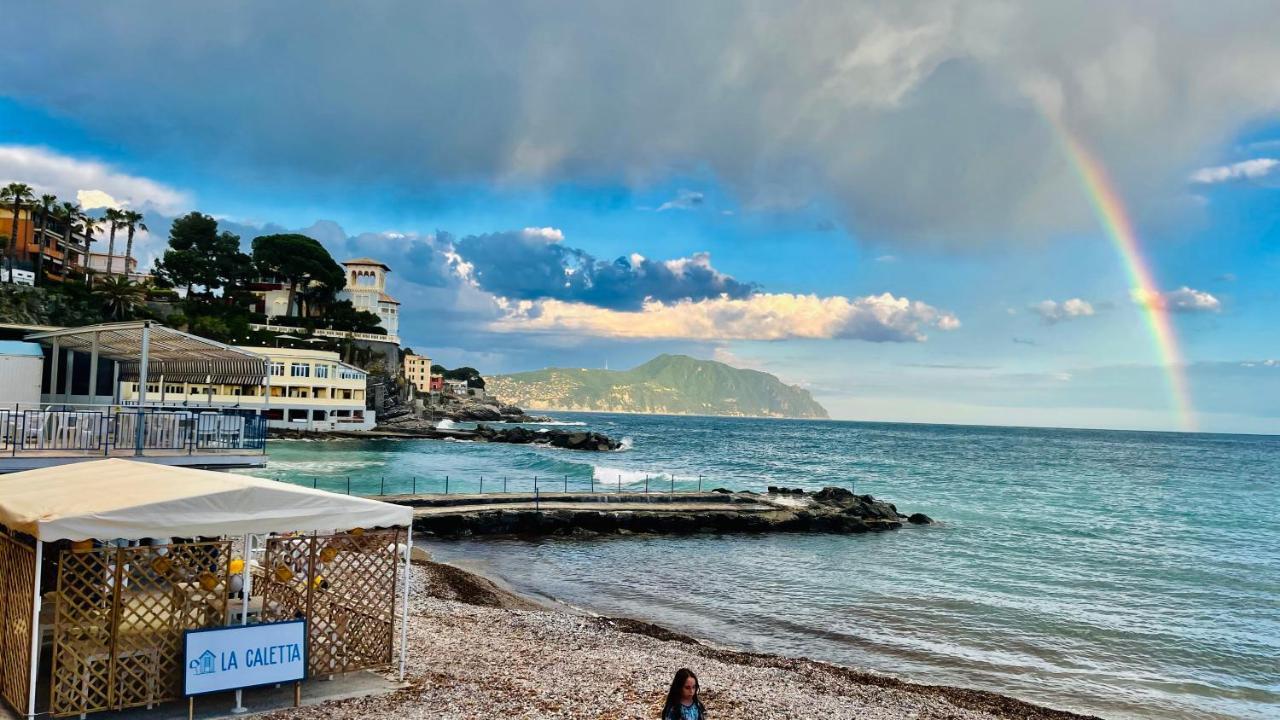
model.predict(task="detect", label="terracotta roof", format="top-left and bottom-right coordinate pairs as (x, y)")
top-left (378, 292), bottom-right (401, 304)
top-left (343, 258), bottom-right (392, 270)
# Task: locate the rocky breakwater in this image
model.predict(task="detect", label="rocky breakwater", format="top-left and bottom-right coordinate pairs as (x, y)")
top-left (472, 424), bottom-right (623, 451)
top-left (404, 486), bottom-right (933, 538)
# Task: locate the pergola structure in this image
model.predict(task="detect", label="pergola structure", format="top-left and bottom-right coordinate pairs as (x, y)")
top-left (0, 460), bottom-right (414, 718)
top-left (25, 320), bottom-right (270, 406)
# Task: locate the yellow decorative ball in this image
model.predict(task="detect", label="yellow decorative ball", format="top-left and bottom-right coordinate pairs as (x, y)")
top-left (274, 564), bottom-right (294, 583)
top-left (197, 571), bottom-right (219, 592)
top-left (319, 546), bottom-right (338, 563)
top-left (229, 558), bottom-right (245, 574)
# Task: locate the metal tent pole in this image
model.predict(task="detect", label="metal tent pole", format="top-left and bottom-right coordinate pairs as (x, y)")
top-left (398, 529), bottom-right (413, 682)
top-left (88, 331), bottom-right (100, 405)
top-left (233, 533), bottom-right (252, 713)
top-left (26, 541), bottom-right (43, 719)
top-left (134, 321), bottom-right (151, 455)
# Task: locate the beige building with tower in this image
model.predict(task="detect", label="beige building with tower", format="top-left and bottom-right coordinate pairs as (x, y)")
top-left (339, 258), bottom-right (400, 340)
top-left (403, 353), bottom-right (433, 393)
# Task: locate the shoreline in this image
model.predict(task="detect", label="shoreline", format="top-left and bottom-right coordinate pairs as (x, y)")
top-left (277, 549), bottom-right (1102, 720)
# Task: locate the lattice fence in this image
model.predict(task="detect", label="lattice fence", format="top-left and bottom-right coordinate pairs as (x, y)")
top-left (0, 530), bottom-right (37, 715)
top-left (259, 530), bottom-right (402, 677)
top-left (50, 541), bottom-right (230, 717)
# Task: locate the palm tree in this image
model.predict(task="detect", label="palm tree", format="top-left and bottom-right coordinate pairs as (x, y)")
top-left (2, 182), bottom-right (35, 277)
top-left (55, 202), bottom-right (80, 272)
top-left (32, 193), bottom-right (57, 285)
top-left (103, 207), bottom-right (125, 277)
top-left (93, 275), bottom-right (146, 320)
top-left (80, 212), bottom-right (100, 287)
top-left (120, 209), bottom-right (146, 281)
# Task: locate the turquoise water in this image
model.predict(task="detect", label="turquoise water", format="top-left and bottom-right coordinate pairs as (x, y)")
top-left (251, 415), bottom-right (1280, 719)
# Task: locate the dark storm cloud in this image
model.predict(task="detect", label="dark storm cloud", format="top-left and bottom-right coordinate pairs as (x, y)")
top-left (453, 230), bottom-right (755, 310)
top-left (6, 2), bottom-right (1280, 244)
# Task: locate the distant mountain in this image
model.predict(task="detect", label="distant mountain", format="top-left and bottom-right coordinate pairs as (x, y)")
top-left (487, 354), bottom-right (829, 419)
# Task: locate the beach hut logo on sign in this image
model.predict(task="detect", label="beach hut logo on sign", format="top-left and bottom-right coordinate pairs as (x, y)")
top-left (184, 620), bottom-right (307, 696)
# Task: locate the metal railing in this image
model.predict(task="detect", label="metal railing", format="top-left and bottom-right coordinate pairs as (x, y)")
top-left (0, 404), bottom-right (267, 456)
top-left (273, 472), bottom-right (717, 497)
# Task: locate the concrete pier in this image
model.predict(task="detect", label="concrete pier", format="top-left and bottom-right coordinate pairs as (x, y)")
top-left (383, 488), bottom-right (930, 538)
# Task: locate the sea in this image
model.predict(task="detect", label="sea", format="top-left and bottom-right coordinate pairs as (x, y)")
top-left (247, 414), bottom-right (1280, 720)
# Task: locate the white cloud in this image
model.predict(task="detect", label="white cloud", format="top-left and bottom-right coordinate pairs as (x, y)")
top-left (1131, 286), bottom-right (1221, 313)
top-left (0, 145), bottom-right (191, 214)
top-left (656, 190), bottom-right (705, 212)
top-left (521, 226), bottom-right (564, 242)
top-left (76, 189), bottom-right (122, 209)
top-left (1030, 297), bottom-right (1096, 324)
top-left (489, 291), bottom-right (959, 342)
top-left (1189, 158), bottom-right (1279, 184)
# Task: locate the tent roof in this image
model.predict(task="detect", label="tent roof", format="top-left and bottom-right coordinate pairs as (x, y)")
top-left (26, 321), bottom-right (267, 384)
top-left (0, 459), bottom-right (411, 541)
top-left (25, 321), bottom-right (264, 365)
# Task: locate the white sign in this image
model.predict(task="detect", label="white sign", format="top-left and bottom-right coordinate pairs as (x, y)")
top-left (184, 620), bottom-right (307, 696)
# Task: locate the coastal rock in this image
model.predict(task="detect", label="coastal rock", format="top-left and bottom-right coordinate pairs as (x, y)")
top-left (473, 424), bottom-right (622, 452)
top-left (908, 513), bottom-right (933, 525)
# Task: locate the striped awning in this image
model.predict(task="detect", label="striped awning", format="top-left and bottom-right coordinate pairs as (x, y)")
top-left (119, 358), bottom-right (267, 385)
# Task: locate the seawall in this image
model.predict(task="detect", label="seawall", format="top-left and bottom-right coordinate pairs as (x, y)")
top-left (386, 487), bottom-right (933, 538)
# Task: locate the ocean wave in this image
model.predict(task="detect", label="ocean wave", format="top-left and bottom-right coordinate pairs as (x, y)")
top-left (591, 465), bottom-right (669, 484)
top-left (525, 420), bottom-right (588, 426)
top-left (436, 419), bottom-right (459, 429)
top-left (615, 436), bottom-right (634, 452)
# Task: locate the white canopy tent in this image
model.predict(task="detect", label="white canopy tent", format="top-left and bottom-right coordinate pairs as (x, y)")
top-left (0, 459), bottom-right (414, 719)
top-left (0, 459), bottom-right (410, 541)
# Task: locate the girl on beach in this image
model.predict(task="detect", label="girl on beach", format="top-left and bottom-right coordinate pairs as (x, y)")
top-left (661, 668), bottom-right (705, 720)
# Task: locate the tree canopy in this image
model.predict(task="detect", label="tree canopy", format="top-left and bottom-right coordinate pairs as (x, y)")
top-left (251, 233), bottom-right (344, 317)
top-left (154, 212), bottom-right (251, 296)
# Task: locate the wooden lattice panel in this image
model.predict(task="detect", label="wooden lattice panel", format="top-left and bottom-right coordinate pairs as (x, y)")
top-left (51, 549), bottom-right (114, 716)
top-left (0, 532), bottom-right (37, 715)
top-left (50, 542), bottom-right (230, 717)
top-left (260, 531), bottom-right (401, 678)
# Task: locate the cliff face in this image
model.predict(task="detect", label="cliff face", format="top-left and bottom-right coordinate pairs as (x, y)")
top-left (486, 354), bottom-right (829, 419)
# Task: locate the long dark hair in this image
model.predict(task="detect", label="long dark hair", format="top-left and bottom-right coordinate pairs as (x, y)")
top-left (662, 668), bottom-right (705, 719)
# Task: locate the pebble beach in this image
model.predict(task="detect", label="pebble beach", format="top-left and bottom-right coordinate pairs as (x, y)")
top-left (272, 557), bottom-right (1099, 720)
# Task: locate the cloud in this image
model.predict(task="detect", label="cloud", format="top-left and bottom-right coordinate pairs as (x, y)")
top-left (7, 3), bottom-right (1280, 244)
top-left (452, 230), bottom-right (755, 310)
top-left (0, 145), bottom-right (191, 214)
top-left (76, 189), bottom-right (121, 210)
top-left (1030, 297), bottom-right (1095, 324)
top-left (1131, 286), bottom-right (1222, 313)
top-left (656, 190), bottom-right (705, 212)
top-left (489, 292), bottom-right (959, 342)
top-left (1189, 158), bottom-right (1279, 184)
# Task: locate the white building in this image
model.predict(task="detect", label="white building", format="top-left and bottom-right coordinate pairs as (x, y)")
top-left (339, 258), bottom-right (400, 339)
top-left (118, 346), bottom-right (374, 431)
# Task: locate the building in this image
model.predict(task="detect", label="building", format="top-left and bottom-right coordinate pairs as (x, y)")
top-left (429, 374), bottom-right (444, 392)
top-left (0, 341), bottom-right (45, 405)
top-left (0, 207), bottom-right (89, 282)
top-left (85, 251), bottom-right (146, 282)
top-left (402, 353), bottom-right (433, 393)
top-left (118, 345), bottom-right (374, 430)
top-left (339, 258), bottom-right (400, 339)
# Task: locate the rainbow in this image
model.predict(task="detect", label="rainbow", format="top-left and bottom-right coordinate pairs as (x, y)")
top-left (1048, 118), bottom-right (1197, 431)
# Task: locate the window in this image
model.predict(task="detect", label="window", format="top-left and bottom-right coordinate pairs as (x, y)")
top-left (338, 367), bottom-right (364, 380)
top-left (290, 363), bottom-right (310, 377)
top-left (314, 364), bottom-right (329, 379)
top-left (269, 361), bottom-right (284, 377)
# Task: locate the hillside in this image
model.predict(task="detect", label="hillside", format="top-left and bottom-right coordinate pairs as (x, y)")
top-left (487, 354), bottom-right (829, 419)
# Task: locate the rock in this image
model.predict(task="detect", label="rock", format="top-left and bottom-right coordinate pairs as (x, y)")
top-left (907, 513), bottom-right (933, 525)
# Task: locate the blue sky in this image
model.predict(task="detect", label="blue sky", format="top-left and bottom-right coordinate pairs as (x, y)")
top-left (1, 2), bottom-right (1278, 434)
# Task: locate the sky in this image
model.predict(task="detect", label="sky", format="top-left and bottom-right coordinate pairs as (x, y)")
top-left (1, 1), bottom-right (1278, 434)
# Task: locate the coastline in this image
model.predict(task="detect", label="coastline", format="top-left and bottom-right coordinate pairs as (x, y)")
top-left (277, 552), bottom-right (1102, 720)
